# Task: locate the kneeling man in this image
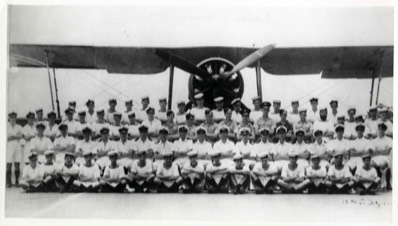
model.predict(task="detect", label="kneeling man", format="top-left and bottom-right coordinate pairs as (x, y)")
top-left (206, 151), bottom-right (230, 193)
top-left (229, 154), bottom-right (251, 194)
top-left (251, 153), bottom-right (278, 194)
top-left (181, 151), bottom-right (205, 193)
top-left (154, 152), bottom-right (183, 193)
top-left (100, 150), bottom-right (128, 192)
top-left (20, 152), bottom-right (44, 192)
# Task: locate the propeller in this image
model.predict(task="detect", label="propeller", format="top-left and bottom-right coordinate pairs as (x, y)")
top-left (155, 49), bottom-right (212, 83)
top-left (221, 44), bottom-right (276, 79)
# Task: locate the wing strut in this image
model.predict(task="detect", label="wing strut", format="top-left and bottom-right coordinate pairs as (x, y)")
top-left (52, 68), bottom-right (61, 118)
top-left (168, 65), bottom-right (175, 110)
top-left (255, 60), bottom-right (263, 100)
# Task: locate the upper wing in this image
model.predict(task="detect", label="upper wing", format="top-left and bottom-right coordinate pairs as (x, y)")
top-left (9, 44), bottom-right (393, 79)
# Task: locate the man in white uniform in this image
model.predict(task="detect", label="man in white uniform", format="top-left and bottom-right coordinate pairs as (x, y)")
top-left (153, 152), bottom-right (183, 193)
top-left (7, 112), bottom-right (23, 187)
top-left (212, 97), bottom-right (226, 123)
top-left (206, 151), bottom-right (230, 193)
top-left (191, 93), bottom-right (209, 125)
top-left (181, 151), bottom-right (205, 193)
top-left (53, 123), bottom-right (76, 165)
top-left (251, 152), bottom-right (278, 194)
top-left (229, 155), bottom-right (251, 194)
top-left (20, 152), bottom-right (44, 192)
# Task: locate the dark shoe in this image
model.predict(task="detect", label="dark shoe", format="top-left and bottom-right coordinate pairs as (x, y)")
top-left (6, 183), bottom-right (12, 188)
top-left (359, 191), bottom-right (366, 195)
top-left (264, 189), bottom-right (274, 194)
top-left (255, 190), bottom-right (264, 194)
top-left (367, 190), bottom-right (376, 195)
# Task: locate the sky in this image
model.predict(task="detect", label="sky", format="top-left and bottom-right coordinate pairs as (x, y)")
top-left (7, 5), bottom-right (394, 116)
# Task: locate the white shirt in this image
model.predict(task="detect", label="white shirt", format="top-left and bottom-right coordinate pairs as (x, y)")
top-left (153, 141), bottom-right (175, 157)
top-left (29, 136), bottom-right (54, 155)
top-left (141, 119), bottom-right (162, 135)
top-left (372, 136), bottom-right (393, 156)
top-left (251, 140), bottom-right (273, 159)
top-left (252, 162), bottom-right (278, 176)
top-left (212, 139), bottom-right (236, 157)
top-left (290, 142), bottom-right (310, 159)
top-left (174, 138), bottom-right (193, 156)
top-left (231, 111), bottom-right (242, 124)
top-left (182, 161), bottom-right (205, 178)
top-left (42, 164), bottom-right (57, 176)
top-left (250, 110), bottom-right (263, 123)
top-left (313, 120), bottom-right (334, 135)
top-left (350, 137), bottom-right (374, 157)
top-left (76, 140), bottom-right (96, 156)
top-left (307, 108), bottom-right (320, 123)
top-left (190, 107), bottom-right (208, 122)
top-left (156, 162), bottom-right (180, 178)
top-left (306, 166), bottom-right (327, 178)
top-left (288, 112), bottom-right (300, 125)
top-left (53, 135), bottom-right (76, 150)
top-left (310, 141), bottom-right (329, 160)
top-left (156, 111), bottom-right (167, 122)
top-left (22, 164), bottom-right (44, 181)
top-left (92, 122), bottom-right (111, 135)
top-left (327, 138), bottom-right (350, 157)
top-left (103, 165), bottom-right (125, 180)
top-left (57, 163), bottom-right (79, 176)
top-left (8, 123), bottom-right (22, 143)
top-left (235, 141), bottom-right (253, 157)
top-left (64, 120), bottom-right (79, 134)
top-left (78, 164), bottom-right (101, 182)
top-left (281, 164), bottom-right (305, 179)
top-left (21, 124), bottom-right (37, 140)
top-left (327, 165), bottom-right (353, 179)
top-left (44, 124), bottom-right (60, 138)
top-left (133, 138), bottom-right (154, 152)
top-left (212, 109), bottom-right (225, 121)
top-left (192, 140), bottom-right (212, 159)
top-left (345, 121), bottom-right (357, 138)
top-left (110, 125), bottom-right (123, 137)
top-left (271, 142), bottom-right (292, 161)
top-left (86, 111), bottom-right (97, 124)
top-left (128, 124), bottom-right (140, 138)
top-left (269, 112), bottom-right (281, 124)
top-left (96, 140), bottom-right (116, 157)
top-left (116, 140), bottom-right (134, 156)
top-left (364, 118), bottom-right (380, 136)
top-left (131, 160), bottom-right (153, 177)
top-left (175, 113), bottom-right (187, 125)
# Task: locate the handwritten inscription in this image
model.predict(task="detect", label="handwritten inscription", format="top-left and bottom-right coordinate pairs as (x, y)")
top-left (342, 198), bottom-right (391, 208)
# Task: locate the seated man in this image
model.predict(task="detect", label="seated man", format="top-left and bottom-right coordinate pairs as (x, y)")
top-left (173, 125), bottom-right (193, 168)
top-left (277, 151), bottom-right (310, 193)
top-left (251, 153), bottom-right (278, 194)
top-left (100, 151), bottom-right (128, 193)
top-left (73, 151), bottom-right (101, 192)
top-left (325, 151), bottom-right (355, 194)
top-left (229, 155), bottom-right (251, 194)
top-left (305, 154), bottom-right (328, 194)
top-left (20, 152), bottom-right (44, 192)
top-left (205, 151), bottom-right (230, 193)
top-left (42, 150), bottom-right (58, 192)
top-left (181, 151), bottom-right (205, 193)
top-left (127, 150), bottom-right (155, 193)
top-left (212, 125), bottom-right (236, 167)
top-left (153, 153), bottom-right (183, 193)
top-left (56, 152), bottom-right (79, 193)
top-left (235, 128), bottom-right (255, 168)
top-left (353, 153), bottom-right (381, 195)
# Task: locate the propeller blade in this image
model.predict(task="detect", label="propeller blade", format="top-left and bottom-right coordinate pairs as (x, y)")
top-left (222, 44), bottom-right (276, 79)
top-left (155, 49), bottom-right (211, 80)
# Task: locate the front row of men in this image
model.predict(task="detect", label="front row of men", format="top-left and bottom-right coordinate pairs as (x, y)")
top-left (21, 147), bottom-right (380, 195)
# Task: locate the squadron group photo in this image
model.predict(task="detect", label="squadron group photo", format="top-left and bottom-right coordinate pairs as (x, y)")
top-left (3, 3), bottom-right (394, 225)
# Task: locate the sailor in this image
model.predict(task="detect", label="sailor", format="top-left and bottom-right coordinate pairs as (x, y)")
top-left (185, 113), bottom-right (197, 140)
top-left (255, 101), bottom-right (275, 138)
top-left (235, 128), bottom-right (255, 168)
top-left (190, 93), bottom-right (209, 125)
top-left (127, 112), bottom-right (140, 139)
top-left (290, 129), bottom-right (310, 169)
top-left (206, 151), bottom-right (230, 193)
top-left (364, 106), bottom-right (380, 138)
top-left (175, 100), bottom-right (187, 125)
top-left (309, 130), bottom-right (331, 169)
top-left (75, 126), bottom-right (95, 166)
top-left (21, 112), bottom-right (37, 165)
top-left (327, 124), bottom-right (350, 165)
top-left (328, 100), bottom-right (340, 125)
top-left (173, 125), bottom-right (193, 168)
top-left (251, 152), bottom-right (278, 194)
top-left (7, 111), bottom-right (23, 187)
top-left (353, 152), bottom-right (381, 195)
top-left (325, 151), bottom-right (355, 194)
top-left (336, 114), bottom-right (346, 128)
top-left (269, 100), bottom-right (282, 123)
top-left (126, 150), bottom-right (155, 193)
top-left (92, 108), bottom-right (110, 140)
top-left (20, 152), bottom-right (44, 192)
top-left (153, 152), bottom-right (183, 193)
top-left (307, 97), bottom-right (320, 123)
top-left (275, 109), bottom-right (293, 142)
top-left (152, 127), bottom-right (175, 170)
top-left (73, 151), bottom-right (101, 192)
top-left (271, 126), bottom-right (292, 173)
top-left (105, 98), bottom-right (119, 125)
top-left (313, 107), bottom-right (335, 139)
top-left (122, 99), bottom-right (134, 125)
top-left (288, 100), bottom-right (300, 125)
top-left (379, 107), bottom-right (393, 137)
top-left (137, 96), bottom-right (150, 123)
top-left (191, 126), bottom-right (212, 167)
top-left (345, 107), bottom-right (357, 140)
top-left (219, 108), bottom-right (238, 141)
top-left (164, 110), bottom-right (179, 141)
top-left (115, 126), bottom-right (134, 173)
top-left (305, 154), bottom-right (328, 193)
top-left (235, 109), bottom-right (255, 141)
top-left (68, 101), bottom-right (77, 111)
top-left (63, 108), bottom-right (79, 138)
top-left (45, 111), bottom-right (60, 141)
top-left (229, 154), bottom-right (251, 194)
top-left (180, 150), bottom-right (205, 193)
top-left (29, 122), bottom-right (54, 164)
top-left (250, 96), bottom-right (263, 123)
top-left (132, 125), bottom-right (154, 164)
top-left (95, 126), bottom-right (116, 173)
top-left (201, 110), bottom-right (219, 142)
top-left (85, 99), bottom-right (97, 124)
top-left (371, 122), bottom-right (393, 191)
top-left (110, 112), bottom-right (123, 141)
top-left (212, 125), bottom-right (237, 166)
top-left (100, 150), bottom-right (128, 193)
top-left (42, 150), bottom-right (58, 192)
top-left (35, 108), bottom-right (48, 127)
top-left (345, 123), bottom-right (373, 174)
top-left (212, 96), bottom-right (226, 123)
top-left (141, 107), bottom-right (162, 140)
top-left (156, 97), bottom-right (168, 124)
top-left (277, 150), bottom-right (310, 194)
top-left (53, 123), bottom-right (76, 165)
top-left (293, 107), bottom-right (313, 143)
top-left (250, 127), bottom-right (273, 162)
top-left (231, 98), bottom-right (242, 124)
top-left (76, 109), bottom-right (90, 139)
top-left (55, 151), bottom-right (79, 193)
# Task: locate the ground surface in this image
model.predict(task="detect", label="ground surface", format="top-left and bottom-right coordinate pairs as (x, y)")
top-left (4, 187), bottom-right (392, 223)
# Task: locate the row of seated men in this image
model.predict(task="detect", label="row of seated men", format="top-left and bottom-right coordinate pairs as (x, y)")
top-left (20, 146), bottom-right (381, 195)
top-left (10, 117), bottom-right (392, 191)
